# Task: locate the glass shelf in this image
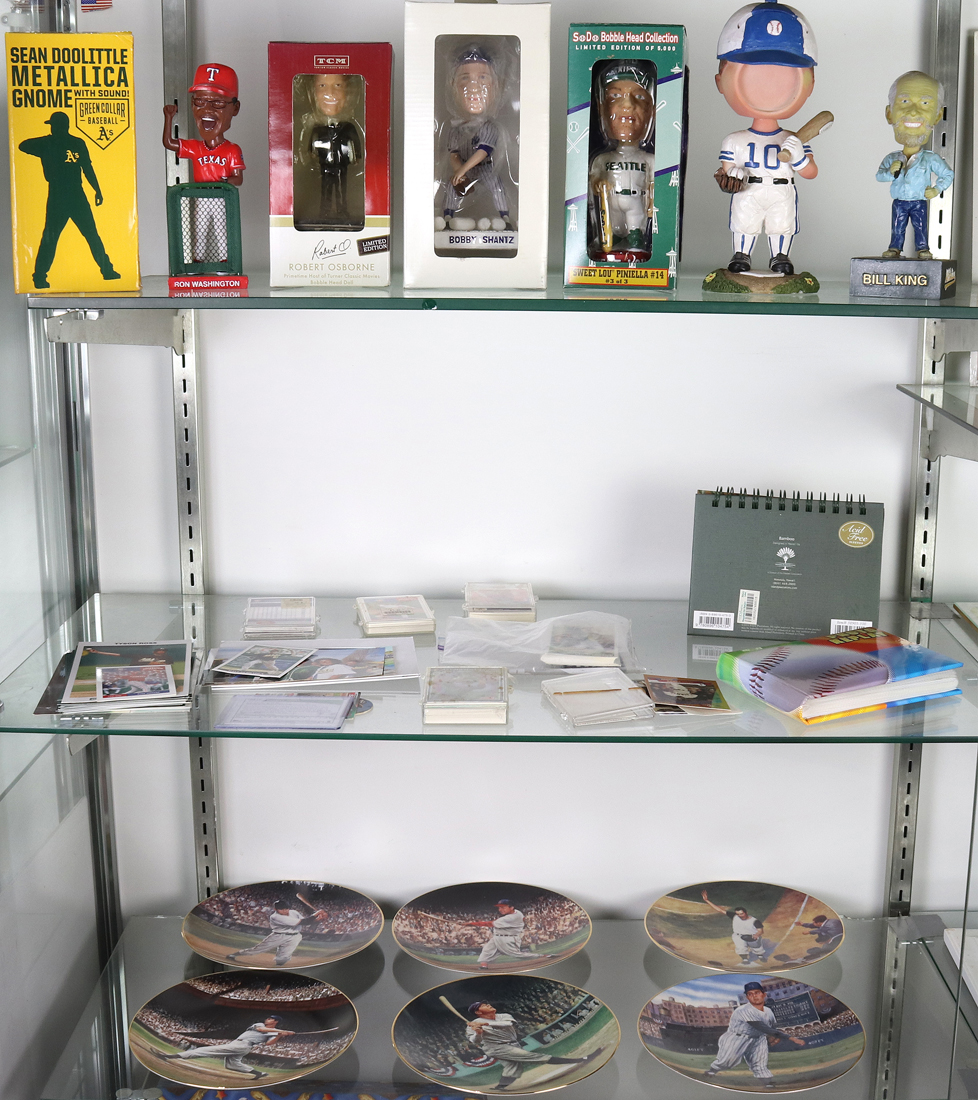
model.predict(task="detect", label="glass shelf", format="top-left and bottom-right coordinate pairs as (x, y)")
top-left (40, 912), bottom-right (970, 1100)
top-left (25, 273), bottom-right (978, 319)
top-left (1, 594), bottom-right (976, 744)
top-left (898, 384), bottom-right (978, 437)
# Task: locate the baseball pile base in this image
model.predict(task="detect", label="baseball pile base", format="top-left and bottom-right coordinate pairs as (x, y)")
top-left (850, 256), bottom-right (956, 299)
top-left (702, 268), bottom-right (820, 294)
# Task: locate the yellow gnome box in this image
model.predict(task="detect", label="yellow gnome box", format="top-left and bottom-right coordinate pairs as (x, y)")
top-left (6, 32), bottom-right (139, 292)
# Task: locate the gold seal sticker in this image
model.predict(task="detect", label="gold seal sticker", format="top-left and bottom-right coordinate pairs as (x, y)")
top-left (839, 521), bottom-right (874, 548)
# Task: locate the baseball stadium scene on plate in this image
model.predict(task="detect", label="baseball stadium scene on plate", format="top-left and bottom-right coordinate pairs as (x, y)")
top-left (128, 970), bottom-right (357, 1088)
top-left (393, 881), bottom-right (591, 973)
top-left (393, 973), bottom-right (619, 1095)
top-left (182, 879), bottom-right (383, 969)
top-left (639, 973), bottom-right (864, 1093)
top-left (646, 880), bottom-right (844, 972)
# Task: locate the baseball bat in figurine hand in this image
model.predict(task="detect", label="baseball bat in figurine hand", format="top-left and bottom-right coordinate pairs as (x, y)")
top-left (418, 911), bottom-right (458, 924)
top-left (778, 110), bottom-right (833, 161)
top-left (598, 181), bottom-right (614, 253)
top-left (439, 995), bottom-right (470, 1022)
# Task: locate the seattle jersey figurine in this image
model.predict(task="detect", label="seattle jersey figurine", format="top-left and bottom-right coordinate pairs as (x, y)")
top-left (707, 1), bottom-right (831, 292)
top-left (588, 61), bottom-right (656, 263)
top-left (436, 43), bottom-right (514, 233)
top-left (876, 71), bottom-right (953, 260)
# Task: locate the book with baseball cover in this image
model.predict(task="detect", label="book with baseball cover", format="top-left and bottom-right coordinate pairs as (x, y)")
top-left (688, 489), bottom-right (885, 642)
top-left (7, 32), bottom-right (140, 292)
top-left (716, 628), bottom-right (961, 724)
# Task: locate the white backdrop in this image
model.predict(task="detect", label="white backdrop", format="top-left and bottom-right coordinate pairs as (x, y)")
top-left (70, 0), bottom-right (978, 920)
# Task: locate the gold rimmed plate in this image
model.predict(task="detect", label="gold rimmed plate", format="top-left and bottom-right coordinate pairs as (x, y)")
top-left (182, 879), bottom-right (383, 970)
top-left (393, 881), bottom-right (591, 974)
top-left (393, 973), bottom-right (619, 1094)
top-left (645, 880), bottom-right (844, 972)
top-left (128, 970), bottom-right (357, 1088)
top-left (638, 973), bottom-right (864, 1092)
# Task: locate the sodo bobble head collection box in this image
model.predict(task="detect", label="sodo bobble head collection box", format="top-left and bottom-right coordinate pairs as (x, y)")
top-left (268, 42), bottom-right (392, 289)
top-left (563, 24), bottom-right (688, 290)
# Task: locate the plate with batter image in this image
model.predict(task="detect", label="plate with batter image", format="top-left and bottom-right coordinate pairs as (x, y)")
top-left (638, 974), bottom-right (864, 1092)
top-left (128, 970), bottom-right (357, 1089)
top-left (392, 881), bottom-right (591, 973)
top-left (645, 880), bottom-right (844, 972)
top-left (393, 973), bottom-right (619, 1095)
top-left (182, 879), bottom-right (383, 970)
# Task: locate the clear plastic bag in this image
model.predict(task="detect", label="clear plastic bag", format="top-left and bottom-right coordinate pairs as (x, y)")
top-left (441, 611), bottom-right (640, 674)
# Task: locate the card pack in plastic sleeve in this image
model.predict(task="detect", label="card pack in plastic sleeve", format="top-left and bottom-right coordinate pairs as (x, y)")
top-left (6, 32), bottom-right (139, 292)
top-left (268, 42), bottom-right (392, 288)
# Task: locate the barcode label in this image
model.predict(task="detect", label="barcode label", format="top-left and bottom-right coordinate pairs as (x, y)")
top-left (830, 618), bottom-right (873, 634)
top-left (737, 589), bottom-right (760, 625)
top-left (693, 610), bottom-right (735, 631)
top-left (692, 644), bottom-right (734, 661)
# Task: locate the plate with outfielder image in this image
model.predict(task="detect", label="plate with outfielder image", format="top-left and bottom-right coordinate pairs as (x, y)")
top-left (128, 970), bottom-right (357, 1089)
top-left (392, 973), bottom-right (619, 1094)
top-left (645, 880), bottom-right (844, 972)
top-left (182, 880), bottom-right (383, 969)
top-left (393, 882), bottom-right (591, 974)
top-left (638, 974), bottom-right (864, 1093)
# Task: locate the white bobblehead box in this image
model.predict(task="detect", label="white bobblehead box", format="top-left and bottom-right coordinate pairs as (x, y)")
top-left (403, 1), bottom-right (551, 289)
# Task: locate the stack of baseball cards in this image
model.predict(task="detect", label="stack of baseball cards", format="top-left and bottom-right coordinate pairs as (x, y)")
top-left (356, 593), bottom-right (436, 635)
top-left (642, 675), bottom-right (738, 716)
top-left (543, 668), bottom-right (656, 727)
top-left (203, 636), bottom-right (420, 692)
top-left (58, 640), bottom-right (193, 713)
top-left (242, 596), bottom-right (318, 639)
top-left (463, 581), bottom-right (537, 622)
top-left (422, 666), bottom-right (509, 724)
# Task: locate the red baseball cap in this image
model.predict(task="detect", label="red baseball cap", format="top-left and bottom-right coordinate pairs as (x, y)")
top-left (189, 62), bottom-right (238, 99)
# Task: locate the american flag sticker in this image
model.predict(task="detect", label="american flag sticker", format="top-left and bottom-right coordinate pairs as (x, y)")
top-left (81, 0), bottom-right (113, 11)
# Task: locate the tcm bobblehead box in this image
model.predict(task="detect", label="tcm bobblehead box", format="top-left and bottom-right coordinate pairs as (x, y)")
top-left (269, 42), bottom-right (392, 288)
top-left (563, 24), bottom-right (687, 290)
top-left (403, 2), bottom-right (550, 290)
top-left (6, 32), bottom-right (139, 292)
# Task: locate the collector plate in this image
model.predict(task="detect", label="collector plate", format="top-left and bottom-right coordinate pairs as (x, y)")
top-left (128, 970), bottom-right (357, 1089)
top-left (393, 973), bottom-right (619, 1095)
top-left (392, 881), bottom-right (591, 973)
top-left (638, 974), bottom-right (864, 1093)
top-left (645, 880), bottom-right (844, 972)
top-left (182, 879), bottom-right (383, 969)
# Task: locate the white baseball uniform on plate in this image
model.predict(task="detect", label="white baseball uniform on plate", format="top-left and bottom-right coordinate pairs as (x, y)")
top-left (467, 1014), bottom-right (551, 1079)
top-left (730, 912), bottom-right (763, 960)
top-left (233, 909), bottom-right (304, 964)
top-left (589, 143), bottom-right (654, 235)
top-left (170, 1023), bottom-right (272, 1073)
top-left (710, 1003), bottom-right (780, 1079)
top-left (719, 127), bottom-right (811, 256)
top-left (477, 909), bottom-right (539, 963)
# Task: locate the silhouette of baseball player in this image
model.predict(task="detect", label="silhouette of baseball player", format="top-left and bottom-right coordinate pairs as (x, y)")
top-left (19, 112), bottom-right (119, 289)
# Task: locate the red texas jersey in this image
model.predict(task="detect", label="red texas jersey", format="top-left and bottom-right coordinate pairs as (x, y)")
top-left (178, 138), bottom-right (245, 183)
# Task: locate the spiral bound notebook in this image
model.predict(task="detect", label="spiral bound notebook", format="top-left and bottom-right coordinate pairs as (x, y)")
top-left (688, 489), bottom-right (884, 642)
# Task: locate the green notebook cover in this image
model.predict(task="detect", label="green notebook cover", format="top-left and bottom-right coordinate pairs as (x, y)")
top-left (688, 489), bottom-right (883, 641)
